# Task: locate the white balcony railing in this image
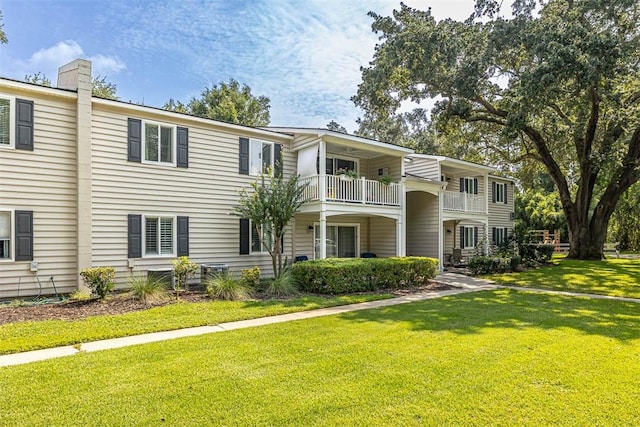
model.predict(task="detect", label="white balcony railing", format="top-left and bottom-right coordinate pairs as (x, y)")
top-left (443, 190), bottom-right (486, 213)
top-left (298, 175), bottom-right (401, 207)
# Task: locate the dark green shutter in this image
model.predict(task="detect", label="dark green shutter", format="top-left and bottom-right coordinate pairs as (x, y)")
top-left (128, 214), bottom-right (142, 258)
top-left (459, 178), bottom-right (464, 193)
top-left (460, 226), bottom-right (465, 248)
top-left (15, 99), bottom-right (34, 151)
top-left (473, 178), bottom-right (478, 195)
top-left (474, 227), bottom-right (479, 246)
top-left (239, 218), bottom-right (250, 254)
top-left (492, 182), bottom-right (496, 203)
top-left (128, 119), bottom-right (142, 163)
top-left (504, 184), bottom-right (508, 204)
top-left (176, 127), bottom-right (188, 168)
top-left (274, 143), bottom-right (283, 176)
top-left (14, 210), bottom-right (33, 261)
top-left (492, 227), bottom-right (497, 245)
top-left (239, 137), bottom-right (249, 174)
top-left (177, 216), bottom-right (189, 256)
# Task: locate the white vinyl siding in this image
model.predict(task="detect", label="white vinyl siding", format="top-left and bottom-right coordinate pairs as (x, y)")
top-left (488, 178), bottom-right (515, 235)
top-left (406, 192), bottom-right (439, 258)
top-left (0, 91), bottom-right (78, 298)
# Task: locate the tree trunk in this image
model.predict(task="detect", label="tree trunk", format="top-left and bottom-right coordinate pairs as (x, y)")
top-left (566, 221), bottom-right (606, 259)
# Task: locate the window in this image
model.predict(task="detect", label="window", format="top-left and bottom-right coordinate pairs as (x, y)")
top-left (144, 216), bottom-right (174, 256)
top-left (462, 177), bottom-right (477, 194)
top-left (493, 227), bottom-right (509, 245)
top-left (463, 226), bottom-right (478, 249)
top-left (325, 157), bottom-right (357, 175)
top-left (494, 182), bottom-right (507, 203)
top-left (143, 122), bottom-right (175, 165)
top-left (0, 211), bottom-right (10, 259)
top-left (0, 96), bottom-right (12, 147)
top-left (250, 139), bottom-right (274, 175)
top-left (251, 221), bottom-right (273, 253)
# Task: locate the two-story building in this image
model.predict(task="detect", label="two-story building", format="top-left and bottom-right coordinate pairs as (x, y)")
top-left (0, 59), bottom-right (514, 298)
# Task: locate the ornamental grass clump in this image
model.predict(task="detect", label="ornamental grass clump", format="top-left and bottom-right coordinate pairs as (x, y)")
top-left (265, 270), bottom-right (298, 297)
top-left (128, 274), bottom-right (167, 305)
top-left (79, 266), bottom-right (116, 300)
top-left (205, 272), bottom-right (251, 301)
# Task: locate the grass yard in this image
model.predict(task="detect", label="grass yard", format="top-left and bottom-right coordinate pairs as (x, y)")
top-left (489, 258), bottom-right (640, 298)
top-left (0, 294), bottom-right (390, 355)
top-left (1, 289), bottom-right (640, 426)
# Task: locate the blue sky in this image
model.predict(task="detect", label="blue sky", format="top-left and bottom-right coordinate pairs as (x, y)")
top-left (0, 0), bottom-right (477, 132)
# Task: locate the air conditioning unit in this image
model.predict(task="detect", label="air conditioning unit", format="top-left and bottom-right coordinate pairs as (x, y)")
top-left (147, 268), bottom-right (175, 288)
top-left (201, 263), bottom-right (229, 280)
top-left (509, 212), bottom-right (515, 220)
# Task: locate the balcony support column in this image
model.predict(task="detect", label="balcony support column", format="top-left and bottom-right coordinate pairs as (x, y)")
top-left (319, 209), bottom-right (327, 259)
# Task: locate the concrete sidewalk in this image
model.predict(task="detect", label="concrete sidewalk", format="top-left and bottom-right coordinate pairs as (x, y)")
top-left (0, 274), bottom-right (496, 368)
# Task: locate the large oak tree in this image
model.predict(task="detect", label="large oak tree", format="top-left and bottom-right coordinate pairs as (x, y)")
top-left (354, 0), bottom-right (640, 259)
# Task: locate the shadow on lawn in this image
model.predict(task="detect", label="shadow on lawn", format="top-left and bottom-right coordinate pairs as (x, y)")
top-left (338, 289), bottom-right (640, 341)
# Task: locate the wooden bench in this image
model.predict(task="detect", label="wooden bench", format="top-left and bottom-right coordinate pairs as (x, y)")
top-left (603, 242), bottom-right (620, 258)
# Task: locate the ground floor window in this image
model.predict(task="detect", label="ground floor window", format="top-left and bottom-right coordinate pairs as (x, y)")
top-left (314, 224), bottom-right (358, 258)
top-left (251, 221), bottom-right (273, 253)
top-left (0, 211), bottom-right (10, 259)
top-left (462, 226), bottom-right (478, 249)
top-left (493, 227), bottom-right (509, 245)
top-left (145, 216), bottom-right (174, 256)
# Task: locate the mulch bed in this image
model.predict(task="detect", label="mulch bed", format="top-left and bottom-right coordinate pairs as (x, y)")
top-left (0, 281), bottom-right (452, 326)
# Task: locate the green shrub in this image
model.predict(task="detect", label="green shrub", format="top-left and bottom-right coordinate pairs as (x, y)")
top-left (240, 266), bottom-right (261, 288)
top-left (79, 266), bottom-right (116, 300)
top-left (205, 273), bottom-right (251, 301)
top-left (468, 255), bottom-right (521, 275)
top-left (128, 274), bottom-right (167, 305)
top-left (172, 256), bottom-right (199, 298)
top-left (265, 270), bottom-right (298, 297)
top-left (290, 257), bottom-right (438, 294)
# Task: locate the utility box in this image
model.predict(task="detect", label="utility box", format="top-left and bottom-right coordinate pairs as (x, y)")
top-left (147, 268), bottom-right (174, 288)
top-left (201, 263), bottom-right (229, 282)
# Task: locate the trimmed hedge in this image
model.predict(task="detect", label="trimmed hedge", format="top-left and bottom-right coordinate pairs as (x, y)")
top-left (468, 256), bottom-right (522, 275)
top-left (289, 257), bottom-right (439, 294)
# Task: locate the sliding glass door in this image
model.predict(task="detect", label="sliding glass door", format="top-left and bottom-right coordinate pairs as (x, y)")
top-left (314, 224), bottom-right (358, 258)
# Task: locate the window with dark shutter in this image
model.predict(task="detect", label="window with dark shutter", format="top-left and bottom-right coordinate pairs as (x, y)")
top-left (177, 216), bottom-right (189, 256)
top-left (239, 218), bottom-right (250, 254)
top-left (14, 210), bottom-right (33, 261)
top-left (239, 137), bottom-right (249, 175)
top-left (128, 214), bottom-right (142, 258)
top-left (15, 99), bottom-right (34, 151)
top-left (176, 127), bottom-right (188, 168)
top-left (460, 225), bottom-right (465, 248)
top-left (128, 118), bottom-right (142, 163)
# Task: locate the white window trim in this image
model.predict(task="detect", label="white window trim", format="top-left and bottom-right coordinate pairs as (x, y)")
top-left (0, 209), bottom-right (14, 262)
top-left (495, 182), bottom-right (507, 204)
top-left (143, 215), bottom-right (176, 258)
top-left (141, 120), bottom-right (177, 167)
top-left (249, 138), bottom-right (275, 176)
top-left (250, 220), bottom-right (273, 254)
top-left (325, 154), bottom-right (360, 176)
top-left (463, 226), bottom-right (476, 249)
top-left (312, 222), bottom-right (360, 259)
top-left (0, 94), bottom-right (16, 149)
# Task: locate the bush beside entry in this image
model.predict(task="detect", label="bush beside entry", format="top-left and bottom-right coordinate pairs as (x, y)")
top-left (290, 257), bottom-right (438, 294)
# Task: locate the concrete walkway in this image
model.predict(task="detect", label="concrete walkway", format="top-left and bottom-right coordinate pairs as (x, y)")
top-left (0, 274), bottom-right (496, 368)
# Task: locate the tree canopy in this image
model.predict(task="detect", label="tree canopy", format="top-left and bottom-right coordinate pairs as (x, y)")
top-left (164, 79), bottom-right (270, 127)
top-left (354, 0), bottom-right (640, 259)
top-left (0, 11), bottom-right (7, 44)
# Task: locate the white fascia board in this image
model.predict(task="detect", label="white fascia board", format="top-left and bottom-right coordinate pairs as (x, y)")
top-left (0, 78), bottom-right (77, 100)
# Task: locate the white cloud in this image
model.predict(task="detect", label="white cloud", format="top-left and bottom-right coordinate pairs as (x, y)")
top-left (9, 40), bottom-right (125, 83)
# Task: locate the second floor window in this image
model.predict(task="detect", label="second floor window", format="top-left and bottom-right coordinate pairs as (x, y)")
top-left (462, 177), bottom-right (477, 194)
top-left (0, 97), bottom-right (11, 147)
top-left (494, 182), bottom-right (507, 203)
top-left (144, 122), bottom-right (175, 165)
top-left (250, 140), bottom-right (274, 175)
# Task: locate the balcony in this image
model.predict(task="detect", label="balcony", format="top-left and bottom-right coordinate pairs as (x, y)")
top-left (299, 175), bottom-right (401, 207)
top-left (443, 190), bottom-right (486, 213)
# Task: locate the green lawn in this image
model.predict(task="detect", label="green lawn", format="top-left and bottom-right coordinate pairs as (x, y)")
top-left (0, 294), bottom-right (390, 355)
top-left (1, 289), bottom-right (639, 425)
top-left (489, 258), bottom-right (640, 298)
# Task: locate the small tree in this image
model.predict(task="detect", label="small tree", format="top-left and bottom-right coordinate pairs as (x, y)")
top-left (232, 168), bottom-right (309, 278)
top-left (172, 256), bottom-right (198, 299)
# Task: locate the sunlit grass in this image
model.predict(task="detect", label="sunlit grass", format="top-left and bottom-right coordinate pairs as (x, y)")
top-left (0, 294), bottom-right (391, 355)
top-left (1, 289), bottom-right (639, 425)
top-left (489, 258), bottom-right (640, 298)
